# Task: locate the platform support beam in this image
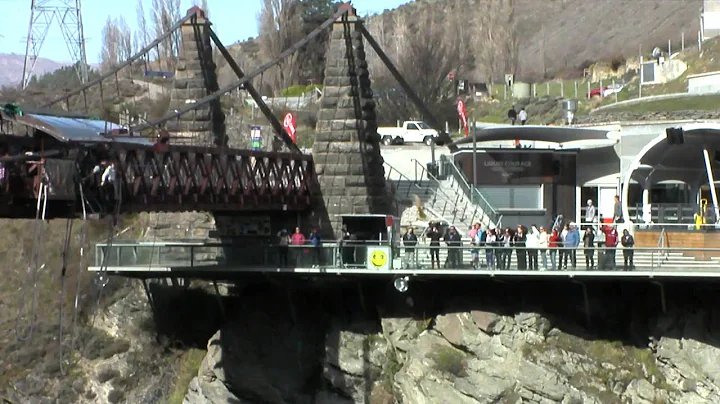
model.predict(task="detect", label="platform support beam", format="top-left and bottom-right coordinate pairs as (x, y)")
top-left (212, 280), bottom-right (226, 322)
top-left (573, 280), bottom-right (591, 327)
top-left (287, 288), bottom-right (298, 325)
top-left (357, 283), bottom-right (367, 313)
top-left (140, 279), bottom-right (157, 314)
top-left (652, 281), bottom-right (667, 313)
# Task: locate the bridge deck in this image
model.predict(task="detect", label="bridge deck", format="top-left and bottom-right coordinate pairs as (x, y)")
top-left (87, 265), bottom-right (720, 280)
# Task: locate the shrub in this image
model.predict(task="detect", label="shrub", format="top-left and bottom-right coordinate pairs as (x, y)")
top-left (429, 345), bottom-right (467, 377)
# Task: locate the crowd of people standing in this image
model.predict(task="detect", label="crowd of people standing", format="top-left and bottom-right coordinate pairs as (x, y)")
top-left (402, 197), bottom-right (637, 271)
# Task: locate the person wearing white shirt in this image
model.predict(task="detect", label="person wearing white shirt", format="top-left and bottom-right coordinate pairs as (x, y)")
top-left (485, 229), bottom-right (497, 269)
top-left (518, 108), bottom-right (528, 125)
top-left (526, 225), bottom-right (540, 270)
top-left (100, 162), bottom-right (116, 186)
top-left (100, 162), bottom-right (117, 207)
top-left (585, 199), bottom-right (596, 228)
top-left (537, 226), bottom-right (549, 270)
top-left (560, 224), bottom-right (569, 269)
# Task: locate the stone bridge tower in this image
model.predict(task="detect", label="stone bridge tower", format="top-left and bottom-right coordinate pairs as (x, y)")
top-left (166, 6), bottom-right (226, 147)
top-left (312, 3), bottom-right (392, 236)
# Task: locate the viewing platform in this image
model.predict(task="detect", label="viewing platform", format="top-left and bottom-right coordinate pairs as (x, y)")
top-left (88, 241), bottom-right (720, 281)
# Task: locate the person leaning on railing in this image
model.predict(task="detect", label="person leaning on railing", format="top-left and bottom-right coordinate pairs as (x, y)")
top-left (309, 228), bottom-right (322, 268)
top-left (621, 229), bottom-right (635, 271)
top-left (485, 228), bottom-right (497, 269)
top-left (538, 226), bottom-right (549, 270)
top-left (500, 228), bottom-right (513, 270)
top-left (602, 225), bottom-right (619, 270)
top-left (564, 223), bottom-right (580, 270)
top-left (277, 229), bottom-right (290, 268)
top-left (444, 226), bottom-right (462, 268)
top-left (549, 228), bottom-right (561, 270)
top-left (427, 225), bottom-right (442, 269)
top-left (583, 226), bottom-right (595, 270)
top-left (514, 226), bottom-right (527, 270)
top-left (402, 227), bottom-right (418, 269)
top-left (290, 227), bottom-right (306, 266)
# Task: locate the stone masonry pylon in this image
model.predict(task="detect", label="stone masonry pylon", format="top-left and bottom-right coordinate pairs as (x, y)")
top-left (166, 6), bottom-right (226, 146)
top-left (312, 3), bottom-right (392, 236)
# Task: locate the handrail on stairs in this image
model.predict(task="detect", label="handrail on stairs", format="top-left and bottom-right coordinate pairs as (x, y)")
top-left (383, 161), bottom-right (482, 229)
top-left (411, 156), bottom-right (499, 227)
top-left (408, 159), bottom-right (496, 228)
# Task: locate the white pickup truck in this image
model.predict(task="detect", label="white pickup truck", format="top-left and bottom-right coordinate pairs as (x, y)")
top-left (377, 121), bottom-right (439, 146)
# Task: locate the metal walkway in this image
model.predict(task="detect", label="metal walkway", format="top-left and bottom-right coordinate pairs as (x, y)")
top-left (88, 241), bottom-right (720, 280)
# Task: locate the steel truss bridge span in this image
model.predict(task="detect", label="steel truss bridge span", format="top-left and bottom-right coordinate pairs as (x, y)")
top-left (0, 142), bottom-right (316, 219)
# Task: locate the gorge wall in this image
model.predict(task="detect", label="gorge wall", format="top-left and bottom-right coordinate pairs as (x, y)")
top-left (167, 278), bottom-right (720, 404)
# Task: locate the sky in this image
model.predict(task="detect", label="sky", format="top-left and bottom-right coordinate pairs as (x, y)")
top-left (0, 0), bottom-right (410, 64)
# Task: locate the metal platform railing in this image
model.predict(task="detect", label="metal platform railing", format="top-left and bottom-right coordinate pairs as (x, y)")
top-left (93, 241), bottom-right (720, 274)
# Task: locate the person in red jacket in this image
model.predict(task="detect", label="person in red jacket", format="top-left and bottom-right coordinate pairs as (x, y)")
top-left (548, 228), bottom-right (561, 270)
top-left (603, 225), bottom-right (619, 270)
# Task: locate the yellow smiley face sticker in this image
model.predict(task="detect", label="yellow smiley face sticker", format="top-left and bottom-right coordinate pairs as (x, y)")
top-left (370, 249), bottom-right (388, 268)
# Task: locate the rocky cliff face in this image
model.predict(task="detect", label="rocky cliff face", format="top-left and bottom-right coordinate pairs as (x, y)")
top-left (180, 280), bottom-right (720, 404)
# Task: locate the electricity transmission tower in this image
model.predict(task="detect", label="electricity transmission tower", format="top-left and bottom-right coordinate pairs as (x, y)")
top-left (22, 0), bottom-right (88, 89)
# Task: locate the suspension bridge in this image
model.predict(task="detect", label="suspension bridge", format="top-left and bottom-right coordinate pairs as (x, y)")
top-left (1, 2), bottom-right (463, 366)
top-left (5, 3), bottom-right (720, 381)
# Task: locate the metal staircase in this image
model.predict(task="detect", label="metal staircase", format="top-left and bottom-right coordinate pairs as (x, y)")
top-left (383, 160), bottom-right (498, 231)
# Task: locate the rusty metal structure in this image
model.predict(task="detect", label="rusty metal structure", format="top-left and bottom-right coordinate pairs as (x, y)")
top-left (0, 3), bottom-right (453, 220)
top-left (0, 111), bottom-right (314, 218)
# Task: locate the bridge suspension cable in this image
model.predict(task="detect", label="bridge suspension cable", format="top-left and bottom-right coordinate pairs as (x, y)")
top-left (130, 7), bottom-right (349, 133)
top-left (58, 178), bottom-right (91, 374)
top-left (41, 12), bottom-right (196, 110)
top-left (57, 217), bottom-right (74, 374)
top-left (66, 183), bottom-right (89, 368)
top-left (15, 175), bottom-right (50, 341)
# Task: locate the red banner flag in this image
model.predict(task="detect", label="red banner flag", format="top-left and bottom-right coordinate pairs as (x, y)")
top-left (457, 99), bottom-right (468, 136)
top-left (283, 112), bottom-right (297, 143)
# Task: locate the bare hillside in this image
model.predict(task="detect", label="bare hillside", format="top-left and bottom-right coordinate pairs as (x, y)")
top-left (0, 53), bottom-right (65, 87)
top-left (516, 0), bottom-right (702, 79)
top-left (364, 0), bottom-right (702, 81)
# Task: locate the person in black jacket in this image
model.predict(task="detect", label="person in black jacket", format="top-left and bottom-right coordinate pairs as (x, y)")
top-left (444, 226), bottom-right (462, 268)
top-left (508, 106), bottom-right (517, 125)
top-left (514, 225), bottom-right (527, 270)
top-left (621, 229), bottom-right (635, 271)
top-left (583, 227), bottom-right (595, 270)
top-left (402, 227), bottom-right (418, 268)
top-left (427, 225), bottom-right (442, 269)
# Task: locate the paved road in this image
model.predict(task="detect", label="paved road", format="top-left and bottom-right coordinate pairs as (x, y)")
top-left (380, 143), bottom-right (452, 179)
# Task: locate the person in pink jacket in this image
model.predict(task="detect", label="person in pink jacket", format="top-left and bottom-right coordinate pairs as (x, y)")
top-left (290, 227), bottom-right (306, 266)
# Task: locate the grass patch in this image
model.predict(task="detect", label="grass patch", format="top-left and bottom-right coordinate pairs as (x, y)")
top-left (379, 347), bottom-right (403, 394)
top-left (167, 348), bottom-right (207, 404)
top-left (599, 94), bottom-right (720, 113)
top-left (540, 333), bottom-right (675, 393)
top-left (428, 344), bottom-right (467, 377)
top-left (84, 330), bottom-right (131, 361)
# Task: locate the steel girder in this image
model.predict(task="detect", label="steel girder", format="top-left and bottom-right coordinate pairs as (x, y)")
top-left (112, 145), bottom-right (316, 213)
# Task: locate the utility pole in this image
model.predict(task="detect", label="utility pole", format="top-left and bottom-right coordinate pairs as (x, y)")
top-left (22, 0), bottom-right (88, 89)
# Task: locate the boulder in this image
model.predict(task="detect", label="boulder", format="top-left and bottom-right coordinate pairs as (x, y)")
top-left (323, 321), bottom-right (389, 403)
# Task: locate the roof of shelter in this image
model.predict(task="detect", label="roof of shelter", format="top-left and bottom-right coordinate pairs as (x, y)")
top-left (9, 113), bottom-right (153, 146)
top-left (632, 123), bottom-right (720, 174)
top-left (453, 125), bottom-right (617, 148)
